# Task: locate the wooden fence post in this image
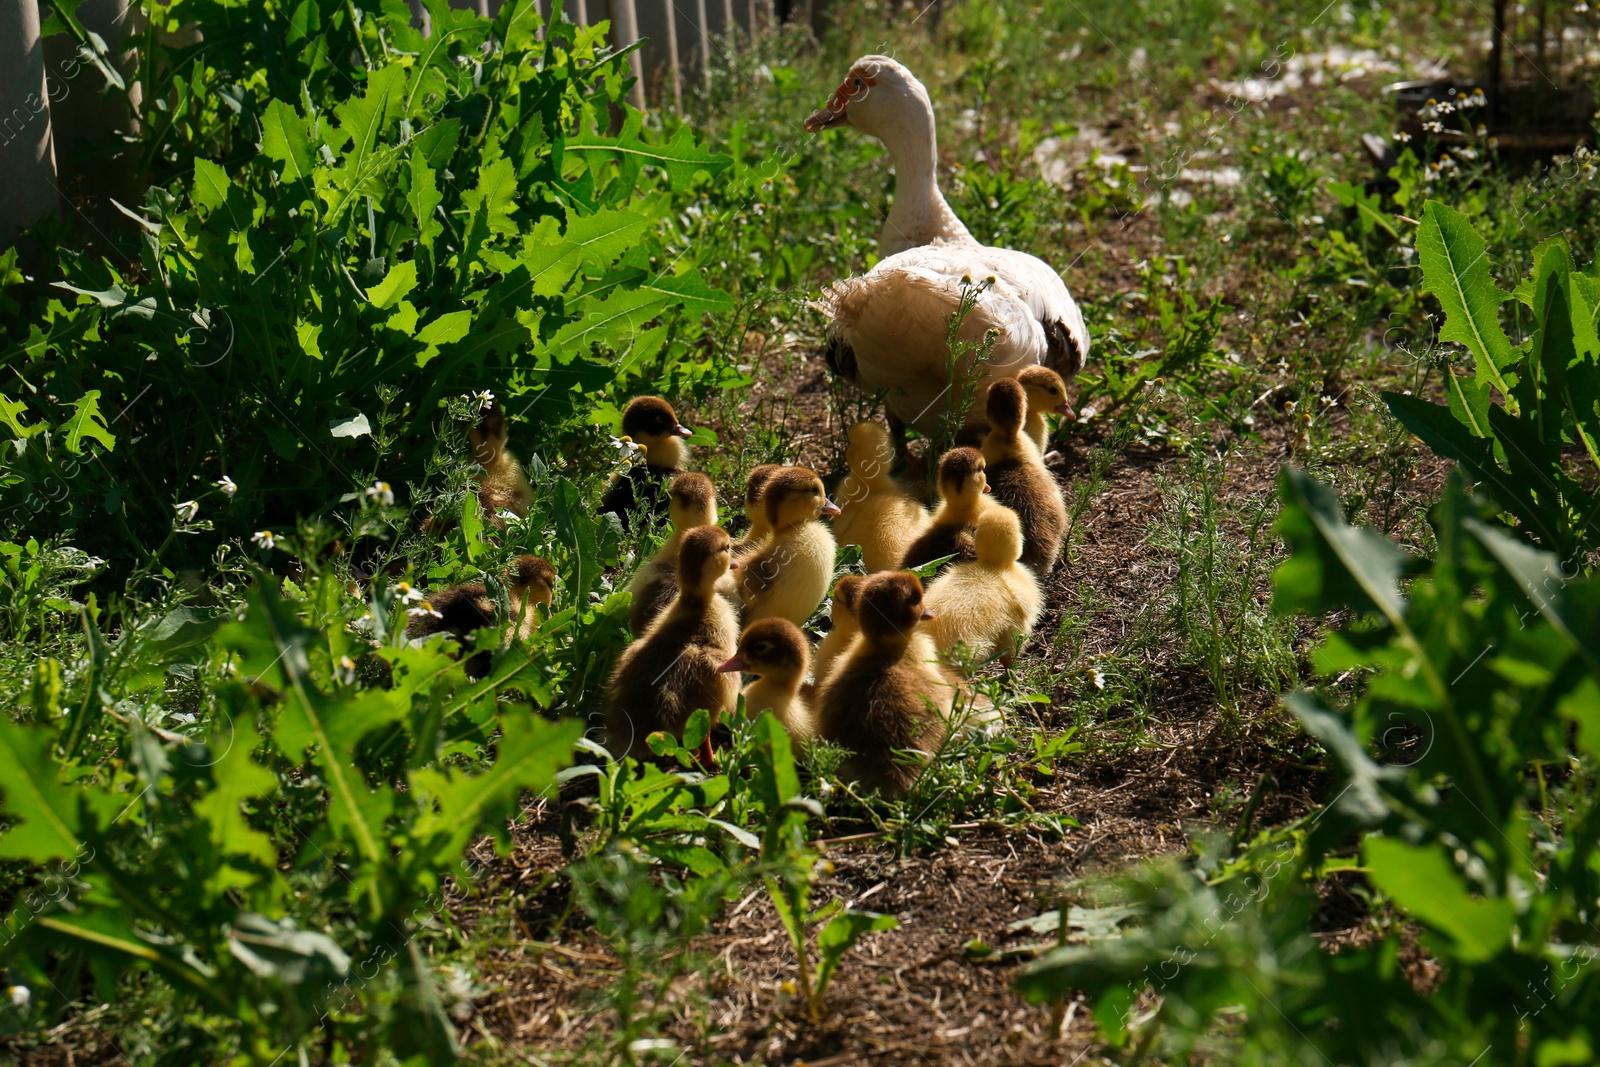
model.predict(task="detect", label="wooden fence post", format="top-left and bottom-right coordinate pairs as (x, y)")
top-left (0, 0), bottom-right (59, 243)
top-left (612, 0), bottom-right (647, 108)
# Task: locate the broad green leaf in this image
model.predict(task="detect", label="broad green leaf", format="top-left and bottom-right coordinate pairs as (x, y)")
top-left (1559, 676), bottom-right (1600, 759)
top-left (317, 64), bottom-right (407, 221)
top-left (459, 156), bottom-right (521, 285)
top-left (561, 110), bottom-right (730, 196)
top-left (414, 310), bottom-right (473, 366)
top-left (1272, 467), bottom-right (1409, 623)
top-left (259, 98), bottom-right (316, 184)
top-left (192, 719), bottom-right (279, 880)
top-left (1364, 836), bottom-right (1515, 963)
top-left (1417, 201), bottom-right (1517, 398)
top-left (191, 158), bottom-right (232, 214)
top-left (0, 395), bottom-right (45, 439)
top-left (1444, 368), bottom-right (1491, 438)
top-left (61, 390), bottom-right (116, 453)
top-left (644, 269), bottom-right (735, 315)
top-left (545, 287), bottom-right (672, 356)
top-left (0, 719), bottom-right (96, 862)
top-left (1466, 518), bottom-right (1600, 671)
top-left (814, 909), bottom-right (898, 996)
top-left (367, 259), bottom-right (418, 310)
top-left (407, 148), bottom-right (443, 253)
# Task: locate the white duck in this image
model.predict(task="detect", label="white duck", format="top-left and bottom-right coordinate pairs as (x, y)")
top-left (805, 55), bottom-right (1089, 437)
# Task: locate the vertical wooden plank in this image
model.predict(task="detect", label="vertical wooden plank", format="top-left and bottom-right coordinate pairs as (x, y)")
top-left (574, 0), bottom-right (588, 23)
top-left (662, 0), bottom-right (682, 111)
top-left (722, 0), bottom-right (736, 58)
top-left (612, 0), bottom-right (647, 109)
top-left (0, 0), bottom-right (59, 242)
top-left (695, 0), bottom-right (710, 87)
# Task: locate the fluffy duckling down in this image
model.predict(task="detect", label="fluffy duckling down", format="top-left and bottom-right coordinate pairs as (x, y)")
top-left (898, 447), bottom-right (1002, 575)
top-left (600, 396), bottom-right (693, 531)
top-left (733, 467), bottom-right (840, 627)
top-left (626, 471), bottom-right (718, 635)
top-left (407, 555), bottom-right (555, 677)
top-left (603, 526), bottom-right (740, 764)
top-left (832, 421), bottom-right (931, 573)
top-left (718, 617), bottom-right (816, 746)
top-left (468, 401), bottom-right (534, 523)
top-left (817, 571), bottom-right (961, 798)
top-left (981, 378), bottom-right (1066, 575)
top-left (733, 463), bottom-right (783, 565)
top-left (924, 507), bottom-right (1042, 668)
top-left (1016, 366), bottom-right (1074, 455)
top-left (811, 574), bottom-right (868, 687)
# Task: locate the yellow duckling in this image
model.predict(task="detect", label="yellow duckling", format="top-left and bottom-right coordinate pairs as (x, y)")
top-left (897, 447), bottom-right (1001, 575)
top-left (811, 574), bottom-right (867, 686)
top-left (718, 617), bottom-right (816, 746)
top-left (832, 421), bottom-right (931, 572)
top-left (468, 401), bottom-right (534, 522)
top-left (600, 396), bottom-right (693, 531)
top-left (1016, 365), bottom-right (1075, 455)
top-left (923, 508), bottom-right (1043, 668)
top-left (733, 463), bottom-right (783, 565)
top-left (734, 467), bottom-right (840, 627)
top-left (981, 378), bottom-right (1065, 575)
top-left (407, 555), bottom-right (556, 676)
top-left (625, 472), bottom-right (719, 635)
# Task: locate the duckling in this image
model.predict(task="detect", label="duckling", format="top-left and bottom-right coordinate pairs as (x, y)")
top-left (717, 617), bottom-right (816, 745)
top-left (897, 447), bottom-right (998, 575)
top-left (734, 467), bottom-right (840, 627)
top-left (469, 401), bottom-right (534, 523)
top-left (407, 555), bottom-right (556, 676)
top-left (625, 472), bottom-right (719, 635)
top-left (816, 571), bottom-right (959, 798)
top-left (599, 397), bottom-right (693, 531)
top-left (603, 526), bottom-right (740, 764)
top-left (733, 463), bottom-right (783, 564)
top-left (924, 508), bottom-right (1043, 668)
top-left (811, 574), bottom-right (868, 686)
top-left (832, 422), bottom-right (931, 572)
top-left (1016, 365), bottom-right (1074, 455)
top-left (981, 378), bottom-right (1066, 575)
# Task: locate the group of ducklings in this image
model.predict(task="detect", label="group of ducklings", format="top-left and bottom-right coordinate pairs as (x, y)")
top-left (411, 369), bottom-right (1072, 797)
top-left (599, 367), bottom-right (1071, 796)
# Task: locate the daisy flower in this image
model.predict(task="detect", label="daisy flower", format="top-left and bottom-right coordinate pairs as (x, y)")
top-left (175, 500), bottom-right (200, 522)
top-left (251, 530), bottom-right (277, 551)
top-left (364, 481), bottom-right (395, 507)
top-left (216, 475), bottom-right (238, 496)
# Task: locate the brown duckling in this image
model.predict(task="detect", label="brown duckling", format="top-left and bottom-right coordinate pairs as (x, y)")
top-left (599, 396), bottom-right (693, 531)
top-left (603, 526), bottom-right (740, 764)
top-left (734, 467), bottom-right (840, 627)
top-left (832, 422), bottom-right (931, 573)
top-left (626, 472), bottom-right (718, 634)
top-left (469, 401), bottom-right (534, 523)
top-left (717, 617), bottom-right (816, 745)
top-left (924, 508), bottom-right (1043, 668)
top-left (811, 574), bottom-right (868, 686)
top-left (406, 555), bottom-right (556, 676)
top-left (981, 378), bottom-right (1066, 575)
top-left (1017, 366), bottom-right (1074, 455)
top-left (816, 571), bottom-right (959, 798)
top-left (897, 447), bottom-right (1000, 575)
top-left (732, 463), bottom-right (783, 565)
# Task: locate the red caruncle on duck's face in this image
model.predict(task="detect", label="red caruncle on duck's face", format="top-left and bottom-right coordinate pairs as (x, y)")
top-left (806, 68), bottom-right (876, 131)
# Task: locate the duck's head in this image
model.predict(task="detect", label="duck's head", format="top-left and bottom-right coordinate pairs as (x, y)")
top-left (937, 447), bottom-right (990, 506)
top-left (678, 525), bottom-right (736, 594)
top-left (986, 378), bottom-right (1028, 439)
top-left (804, 55), bottom-right (930, 141)
top-left (858, 571), bottom-right (934, 648)
top-left (764, 467), bottom-right (841, 529)
top-left (621, 396), bottom-right (692, 466)
top-left (1018, 366), bottom-right (1075, 418)
top-left (830, 573), bottom-right (868, 628)
top-left (972, 509), bottom-right (1024, 568)
top-left (468, 401), bottom-right (509, 467)
top-left (845, 421), bottom-right (895, 483)
top-left (718, 617), bottom-right (810, 684)
top-left (509, 554), bottom-right (557, 609)
top-left (743, 463), bottom-right (783, 537)
top-left (668, 472), bottom-right (718, 531)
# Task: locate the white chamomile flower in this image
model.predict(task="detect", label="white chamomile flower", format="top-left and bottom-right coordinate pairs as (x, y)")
top-left (395, 581), bottom-right (425, 606)
top-left (364, 480), bottom-right (395, 507)
top-left (335, 655), bottom-right (358, 686)
top-left (469, 389), bottom-right (495, 413)
top-left (175, 500), bottom-right (200, 522)
top-left (7, 986), bottom-right (29, 1008)
top-left (609, 435), bottom-right (643, 462)
top-left (1393, 131), bottom-right (1412, 142)
top-left (408, 601), bottom-right (442, 621)
top-left (1089, 667), bottom-right (1107, 690)
top-left (1423, 120), bottom-right (1444, 134)
top-left (216, 475), bottom-right (238, 496)
top-left (251, 530), bottom-right (277, 551)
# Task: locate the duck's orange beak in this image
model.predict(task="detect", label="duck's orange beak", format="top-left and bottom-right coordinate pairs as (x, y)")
top-left (717, 653), bottom-right (747, 673)
top-left (805, 103), bottom-right (850, 132)
top-left (821, 498), bottom-right (842, 516)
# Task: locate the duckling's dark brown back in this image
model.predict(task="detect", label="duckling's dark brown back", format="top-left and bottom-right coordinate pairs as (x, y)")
top-left (984, 459), bottom-right (1064, 575)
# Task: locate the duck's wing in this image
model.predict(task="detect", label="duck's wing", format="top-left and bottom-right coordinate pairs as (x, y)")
top-left (974, 247), bottom-right (1090, 379)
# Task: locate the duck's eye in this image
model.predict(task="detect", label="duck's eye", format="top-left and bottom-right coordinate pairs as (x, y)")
top-left (853, 77), bottom-right (863, 90)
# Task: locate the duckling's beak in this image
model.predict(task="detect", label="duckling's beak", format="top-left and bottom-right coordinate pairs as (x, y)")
top-left (821, 498), bottom-right (842, 516)
top-left (675, 424), bottom-right (693, 437)
top-left (1056, 401), bottom-right (1076, 418)
top-left (920, 608), bottom-right (937, 621)
top-left (728, 559), bottom-right (740, 570)
top-left (805, 103), bottom-right (850, 132)
top-left (982, 484), bottom-right (992, 493)
top-left (717, 653), bottom-right (747, 673)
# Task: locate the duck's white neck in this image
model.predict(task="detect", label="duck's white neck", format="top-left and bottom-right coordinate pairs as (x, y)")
top-left (873, 96), bottom-right (972, 257)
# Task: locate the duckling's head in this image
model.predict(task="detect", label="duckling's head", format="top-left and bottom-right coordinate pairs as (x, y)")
top-left (830, 573), bottom-right (868, 627)
top-left (846, 422), bottom-right (896, 483)
top-left (468, 401), bottom-right (509, 467)
top-left (858, 571), bottom-right (935, 648)
top-left (717, 617), bottom-right (810, 685)
top-left (1018, 366), bottom-right (1075, 418)
top-left (677, 525), bottom-right (736, 594)
top-left (668, 472), bottom-right (718, 532)
top-left (509, 555), bottom-right (557, 608)
top-left (804, 56), bottom-right (929, 146)
top-left (743, 464), bottom-right (783, 538)
top-left (765, 467), bottom-right (841, 529)
top-left (973, 509), bottom-right (1024, 568)
top-left (621, 396), bottom-right (692, 467)
top-left (937, 447), bottom-right (990, 506)
top-left (986, 378), bottom-right (1028, 438)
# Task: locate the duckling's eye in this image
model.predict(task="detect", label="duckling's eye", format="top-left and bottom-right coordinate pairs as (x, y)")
top-left (853, 77), bottom-right (864, 90)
